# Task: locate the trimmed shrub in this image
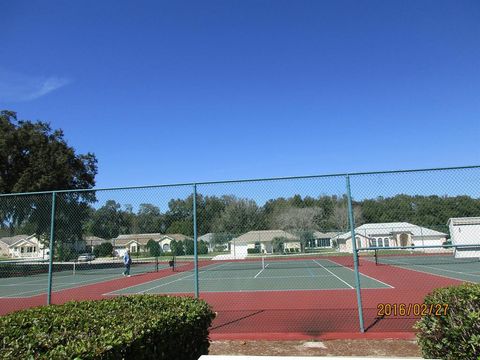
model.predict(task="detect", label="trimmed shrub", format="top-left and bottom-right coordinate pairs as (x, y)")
top-left (415, 283), bottom-right (480, 360)
top-left (0, 295), bottom-right (215, 360)
top-left (247, 248), bottom-right (260, 254)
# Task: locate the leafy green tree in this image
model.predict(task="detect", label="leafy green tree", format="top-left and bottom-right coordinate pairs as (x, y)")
top-left (213, 198), bottom-right (261, 234)
top-left (170, 239), bottom-right (185, 256)
top-left (0, 111), bottom-right (97, 194)
top-left (198, 240), bottom-right (209, 254)
top-left (137, 204), bottom-right (164, 233)
top-left (146, 239), bottom-right (162, 257)
top-left (94, 242), bottom-right (114, 257)
top-left (87, 200), bottom-right (131, 239)
top-left (184, 239), bottom-right (194, 255)
top-left (0, 111), bottom-right (97, 260)
top-left (272, 237), bottom-right (286, 253)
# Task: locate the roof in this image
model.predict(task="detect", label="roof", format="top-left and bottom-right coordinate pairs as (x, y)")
top-left (84, 236), bottom-right (109, 245)
top-left (355, 222), bottom-right (447, 237)
top-left (0, 234), bottom-right (37, 246)
top-left (313, 231), bottom-right (342, 239)
top-left (231, 230), bottom-right (299, 244)
top-left (198, 233), bottom-right (214, 242)
top-left (332, 222), bottom-right (447, 241)
top-left (113, 233), bottom-right (192, 246)
top-left (447, 217), bottom-right (480, 226)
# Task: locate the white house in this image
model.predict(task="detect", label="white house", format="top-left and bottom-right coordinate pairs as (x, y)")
top-left (112, 233), bottom-right (192, 257)
top-left (198, 233), bottom-right (216, 252)
top-left (306, 231), bottom-right (339, 249)
top-left (0, 234), bottom-right (48, 259)
top-left (447, 217), bottom-right (480, 258)
top-left (333, 222), bottom-right (448, 253)
top-left (229, 230), bottom-right (301, 258)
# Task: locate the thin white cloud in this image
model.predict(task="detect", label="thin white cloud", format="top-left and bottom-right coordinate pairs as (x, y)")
top-left (0, 68), bottom-right (71, 102)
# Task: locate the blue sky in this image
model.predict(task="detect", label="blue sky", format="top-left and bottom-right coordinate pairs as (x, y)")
top-left (1, 0), bottom-right (479, 189)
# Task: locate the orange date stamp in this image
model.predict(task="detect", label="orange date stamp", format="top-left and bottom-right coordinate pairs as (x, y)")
top-left (377, 303), bottom-right (449, 317)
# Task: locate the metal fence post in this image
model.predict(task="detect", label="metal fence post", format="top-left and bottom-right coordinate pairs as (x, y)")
top-left (346, 175), bottom-right (365, 333)
top-left (47, 191), bottom-right (56, 305)
top-left (193, 184), bottom-right (199, 298)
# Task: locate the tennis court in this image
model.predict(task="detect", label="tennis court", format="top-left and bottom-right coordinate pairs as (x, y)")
top-left (0, 259), bottom-right (169, 298)
top-left (365, 252), bottom-right (480, 283)
top-left (106, 257), bottom-right (392, 296)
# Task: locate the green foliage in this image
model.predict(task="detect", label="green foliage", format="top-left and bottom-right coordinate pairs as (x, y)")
top-left (0, 110), bottom-right (97, 194)
top-left (415, 283), bottom-right (480, 360)
top-left (87, 200), bottom-right (131, 239)
top-left (198, 240), bottom-right (209, 254)
top-left (272, 237), bottom-right (286, 253)
top-left (166, 220), bottom-right (193, 236)
top-left (247, 248), bottom-right (260, 254)
top-left (93, 242), bottom-right (114, 257)
top-left (146, 239), bottom-right (162, 257)
top-left (184, 239), bottom-right (194, 255)
top-left (170, 239), bottom-right (185, 256)
top-left (0, 295), bottom-right (215, 360)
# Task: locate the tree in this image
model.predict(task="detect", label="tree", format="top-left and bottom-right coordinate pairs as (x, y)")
top-left (137, 204), bottom-right (164, 233)
top-left (184, 239), bottom-right (194, 255)
top-left (94, 242), bottom-right (114, 257)
top-left (272, 237), bottom-right (286, 253)
top-left (198, 240), bottom-right (209, 254)
top-left (146, 239), bottom-right (162, 257)
top-left (0, 111), bottom-right (97, 194)
top-left (170, 239), bottom-right (185, 256)
top-left (0, 111), bottom-right (98, 260)
top-left (87, 200), bottom-right (131, 239)
top-left (213, 198), bottom-right (261, 234)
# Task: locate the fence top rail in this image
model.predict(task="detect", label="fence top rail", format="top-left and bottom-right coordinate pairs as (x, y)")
top-left (1, 164), bottom-right (479, 197)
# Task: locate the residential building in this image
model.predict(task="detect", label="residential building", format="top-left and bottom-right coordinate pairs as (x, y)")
top-left (112, 233), bottom-right (192, 257)
top-left (333, 222), bottom-right (448, 253)
top-left (229, 230), bottom-right (301, 257)
top-left (447, 217), bottom-right (480, 258)
top-left (0, 234), bottom-right (48, 259)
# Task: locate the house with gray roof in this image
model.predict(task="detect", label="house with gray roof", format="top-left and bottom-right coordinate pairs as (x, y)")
top-left (111, 233), bottom-right (192, 257)
top-left (0, 234), bottom-right (48, 259)
top-left (229, 230), bottom-right (301, 257)
top-left (332, 222), bottom-right (448, 253)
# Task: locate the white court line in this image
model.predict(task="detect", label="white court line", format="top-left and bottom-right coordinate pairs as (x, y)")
top-left (254, 264), bottom-right (269, 278)
top-left (104, 263), bottom-right (228, 296)
top-left (325, 258), bottom-right (395, 288)
top-left (373, 258), bottom-right (480, 280)
top-left (0, 273), bottom-right (122, 298)
top-left (313, 260), bottom-right (354, 289)
top-left (196, 274), bottom-right (336, 281)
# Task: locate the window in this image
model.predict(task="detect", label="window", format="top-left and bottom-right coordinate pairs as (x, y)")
top-left (384, 238), bottom-right (389, 247)
top-left (370, 238), bottom-right (377, 247)
top-left (356, 237), bottom-right (361, 249)
top-left (378, 238), bottom-right (383, 247)
top-left (316, 238), bottom-right (330, 247)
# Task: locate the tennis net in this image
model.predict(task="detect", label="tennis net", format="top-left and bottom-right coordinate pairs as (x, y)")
top-left (174, 252), bottom-right (351, 272)
top-left (366, 247), bottom-right (480, 266)
top-left (0, 258), bottom-right (163, 278)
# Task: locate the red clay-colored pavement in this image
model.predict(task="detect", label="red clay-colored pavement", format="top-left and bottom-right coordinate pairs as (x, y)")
top-left (0, 258), bottom-right (465, 340)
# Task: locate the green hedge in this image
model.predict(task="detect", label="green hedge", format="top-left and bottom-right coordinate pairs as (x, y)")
top-left (0, 295), bottom-right (216, 360)
top-left (247, 248), bottom-right (260, 254)
top-left (415, 283), bottom-right (480, 360)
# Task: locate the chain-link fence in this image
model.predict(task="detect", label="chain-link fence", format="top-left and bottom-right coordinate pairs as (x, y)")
top-left (0, 166), bottom-right (479, 335)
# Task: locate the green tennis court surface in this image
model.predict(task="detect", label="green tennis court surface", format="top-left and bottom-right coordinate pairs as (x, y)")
top-left (106, 258), bottom-right (392, 296)
top-left (0, 260), bottom-right (170, 298)
top-left (369, 254), bottom-right (480, 283)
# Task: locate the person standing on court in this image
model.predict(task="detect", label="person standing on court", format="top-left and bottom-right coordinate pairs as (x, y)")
top-left (123, 249), bottom-right (132, 276)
